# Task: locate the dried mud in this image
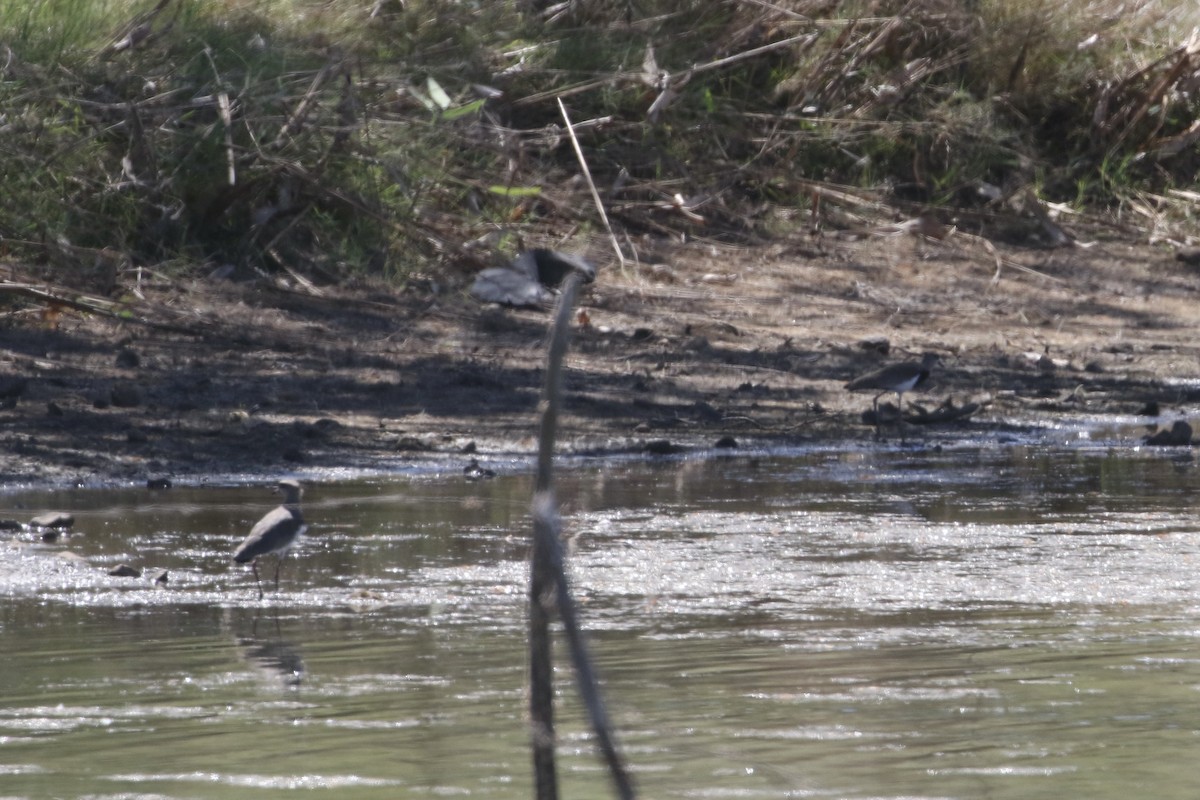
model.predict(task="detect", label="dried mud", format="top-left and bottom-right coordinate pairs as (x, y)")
top-left (2, 225), bottom-right (1197, 488)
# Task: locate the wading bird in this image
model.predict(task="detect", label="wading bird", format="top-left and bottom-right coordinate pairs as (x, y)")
top-left (845, 352), bottom-right (939, 438)
top-left (233, 480), bottom-right (307, 599)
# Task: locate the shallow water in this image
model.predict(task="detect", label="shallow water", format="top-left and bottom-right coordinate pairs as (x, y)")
top-left (2, 442), bottom-right (1200, 798)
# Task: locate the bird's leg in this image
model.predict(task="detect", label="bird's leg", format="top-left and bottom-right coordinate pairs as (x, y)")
top-left (251, 561), bottom-right (264, 600)
top-left (273, 550), bottom-right (287, 592)
top-left (871, 391), bottom-right (884, 439)
top-left (896, 390), bottom-right (906, 442)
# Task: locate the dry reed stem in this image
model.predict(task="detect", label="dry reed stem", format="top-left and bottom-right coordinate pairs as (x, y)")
top-left (558, 98), bottom-right (625, 268)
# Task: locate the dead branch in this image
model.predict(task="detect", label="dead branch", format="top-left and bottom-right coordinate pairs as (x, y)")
top-left (272, 59), bottom-right (339, 150)
top-left (1097, 29), bottom-right (1200, 151)
top-left (558, 99), bottom-right (624, 268)
top-left (529, 272), bottom-right (635, 800)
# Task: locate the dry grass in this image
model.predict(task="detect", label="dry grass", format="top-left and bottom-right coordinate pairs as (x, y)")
top-left (0, 0), bottom-right (1196, 306)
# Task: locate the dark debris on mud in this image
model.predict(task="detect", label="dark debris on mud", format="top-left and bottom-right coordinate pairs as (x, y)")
top-left (2, 232), bottom-right (1199, 487)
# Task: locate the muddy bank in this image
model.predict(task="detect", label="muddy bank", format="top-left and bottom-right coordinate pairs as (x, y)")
top-left (1, 227), bottom-right (1197, 488)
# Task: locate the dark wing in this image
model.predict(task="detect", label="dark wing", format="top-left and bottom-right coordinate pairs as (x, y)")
top-left (514, 249), bottom-right (597, 287)
top-left (845, 366), bottom-right (887, 391)
top-left (539, 249), bottom-right (596, 285)
top-left (233, 506), bottom-right (305, 562)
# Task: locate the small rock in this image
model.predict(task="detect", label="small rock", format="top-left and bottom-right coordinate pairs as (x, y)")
top-left (469, 267), bottom-right (552, 307)
top-left (110, 382), bottom-right (142, 408)
top-left (1175, 248), bottom-right (1200, 266)
top-left (714, 436), bottom-right (738, 449)
top-left (108, 563), bottom-right (142, 578)
top-left (463, 459), bottom-right (496, 480)
top-left (30, 512), bottom-right (74, 530)
top-left (146, 477), bottom-right (173, 490)
top-left (115, 349), bottom-right (140, 368)
top-left (0, 377), bottom-right (28, 399)
top-left (46, 401), bottom-right (64, 417)
top-left (312, 418), bottom-right (341, 435)
top-left (460, 440), bottom-right (478, 454)
top-left (126, 427), bottom-right (149, 444)
top-left (643, 439), bottom-right (685, 455)
top-left (394, 436), bottom-right (432, 452)
top-left (1138, 401), bottom-right (1160, 417)
top-left (0, 519), bottom-right (23, 531)
top-left (153, 569), bottom-right (169, 586)
top-left (40, 529), bottom-right (60, 543)
top-left (1145, 420), bottom-right (1192, 447)
top-left (858, 337), bottom-right (891, 355)
top-left (693, 401), bottom-right (722, 422)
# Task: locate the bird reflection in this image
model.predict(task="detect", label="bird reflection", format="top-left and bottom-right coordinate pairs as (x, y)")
top-left (235, 612), bottom-right (304, 688)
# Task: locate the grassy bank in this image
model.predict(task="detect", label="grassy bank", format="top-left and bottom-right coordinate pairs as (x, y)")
top-left (0, 0), bottom-right (1197, 295)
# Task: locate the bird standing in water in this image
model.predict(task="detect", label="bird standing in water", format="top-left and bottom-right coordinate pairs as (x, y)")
top-left (233, 479), bottom-right (307, 599)
top-left (845, 352), bottom-right (939, 438)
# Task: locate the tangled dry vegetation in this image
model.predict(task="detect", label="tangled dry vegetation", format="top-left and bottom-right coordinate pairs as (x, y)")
top-left (0, 0), bottom-right (1190, 407)
top-left (0, 0), bottom-right (1197, 321)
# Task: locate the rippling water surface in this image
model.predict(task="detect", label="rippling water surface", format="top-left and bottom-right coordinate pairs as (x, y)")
top-left (2, 442), bottom-right (1199, 798)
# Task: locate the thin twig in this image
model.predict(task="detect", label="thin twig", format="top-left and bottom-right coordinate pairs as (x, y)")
top-left (557, 99), bottom-right (625, 268)
top-left (688, 32), bottom-right (819, 76)
top-left (272, 60), bottom-right (337, 149)
top-left (203, 47), bottom-right (237, 187)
